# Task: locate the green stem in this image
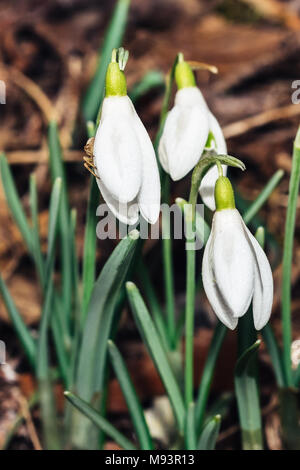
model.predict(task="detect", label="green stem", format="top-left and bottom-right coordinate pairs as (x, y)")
top-left (162, 177), bottom-right (176, 349)
top-left (184, 171), bottom-right (199, 407)
top-left (281, 127), bottom-right (300, 387)
top-left (195, 322), bottom-right (227, 434)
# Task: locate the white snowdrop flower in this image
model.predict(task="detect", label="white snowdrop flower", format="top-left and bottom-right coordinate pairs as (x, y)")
top-left (92, 50), bottom-right (160, 225)
top-left (158, 54), bottom-right (227, 210)
top-left (202, 176), bottom-right (273, 330)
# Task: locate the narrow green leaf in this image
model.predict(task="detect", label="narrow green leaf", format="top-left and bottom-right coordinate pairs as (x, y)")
top-left (234, 340), bottom-right (263, 450)
top-left (0, 153), bottom-right (33, 252)
top-left (0, 275), bottom-right (36, 367)
top-left (176, 197), bottom-right (210, 247)
top-left (185, 402), bottom-right (197, 450)
top-left (65, 391), bottom-right (137, 450)
top-left (243, 169), bottom-right (284, 225)
top-left (37, 281), bottom-right (61, 450)
top-left (76, 230), bottom-right (140, 398)
top-left (82, 0), bottom-right (131, 122)
top-left (48, 121), bottom-right (72, 327)
top-left (126, 282), bottom-right (185, 433)
top-left (108, 340), bottom-right (154, 450)
top-left (72, 231), bottom-right (139, 449)
top-left (198, 415), bottom-right (221, 450)
top-left (138, 260), bottom-right (169, 351)
top-left (129, 70), bottom-right (164, 103)
top-left (281, 127), bottom-right (300, 387)
top-left (29, 173), bottom-right (45, 287)
top-left (45, 177), bottom-right (62, 278)
top-left (82, 121), bottom-right (98, 319)
top-left (262, 324), bottom-right (285, 388)
top-left (195, 322), bottom-right (227, 434)
top-left (82, 176), bottom-right (99, 319)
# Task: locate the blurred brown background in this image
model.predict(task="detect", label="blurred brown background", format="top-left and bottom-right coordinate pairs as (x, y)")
top-left (1, 0), bottom-right (300, 449)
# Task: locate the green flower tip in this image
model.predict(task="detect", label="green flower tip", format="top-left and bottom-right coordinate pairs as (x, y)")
top-left (105, 49), bottom-right (127, 97)
top-left (126, 281), bottom-right (136, 291)
top-left (214, 414), bottom-right (221, 423)
top-left (129, 229), bottom-right (140, 240)
top-left (64, 391), bottom-right (70, 397)
top-left (215, 176), bottom-right (236, 211)
top-left (175, 53), bottom-right (196, 90)
top-left (295, 125), bottom-right (300, 150)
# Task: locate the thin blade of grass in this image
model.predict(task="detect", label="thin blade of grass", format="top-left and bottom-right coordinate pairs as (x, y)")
top-left (126, 282), bottom-right (185, 433)
top-left (82, 122), bottom-right (99, 320)
top-left (185, 402), bottom-right (197, 450)
top-left (262, 324), bottom-right (285, 388)
top-left (281, 127), bottom-right (300, 386)
top-left (0, 275), bottom-right (36, 368)
top-left (243, 169), bottom-right (284, 224)
top-left (45, 177), bottom-right (62, 278)
top-left (82, 0), bottom-right (131, 122)
top-left (0, 153), bottom-right (33, 252)
top-left (198, 415), bottom-right (221, 450)
top-left (138, 260), bottom-right (169, 351)
top-left (195, 322), bottom-right (227, 435)
top-left (36, 280), bottom-right (61, 450)
top-left (72, 230), bottom-right (139, 449)
top-left (129, 70), bottom-right (164, 104)
top-left (64, 391), bottom-right (137, 450)
top-left (234, 340), bottom-right (263, 450)
top-left (48, 121), bottom-right (72, 329)
top-left (29, 173), bottom-right (45, 287)
top-left (108, 340), bottom-right (154, 450)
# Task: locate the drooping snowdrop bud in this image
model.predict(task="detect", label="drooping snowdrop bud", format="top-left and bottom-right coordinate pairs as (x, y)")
top-left (202, 175), bottom-right (273, 330)
top-left (93, 49), bottom-right (160, 225)
top-left (158, 53), bottom-right (227, 210)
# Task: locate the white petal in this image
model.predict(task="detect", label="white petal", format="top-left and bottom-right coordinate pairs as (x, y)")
top-left (158, 135), bottom-right (170, 174)
top-left (202, 233), bottom-right (238, 330)
top-left (208, 112), bottom-right (227, 154)
top-left (132, 110), bottom-right (161, 224)
top-left (211, 209), bottom-right (254, 318)
top-left (174, 87), bottom-right (207, 108)
top-left (159, 88), bottom-right (209, 181)
top-left (94, 97), bottom-right (142, 203)
top-left (242, 222), bottom-right (274, 330)
top-left (96, 178), bottom-right (139, 226)
top-left (199, 113), bottom-right (227, 211)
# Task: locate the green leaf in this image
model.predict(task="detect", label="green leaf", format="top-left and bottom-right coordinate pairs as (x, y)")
top-left (48, 121), bottom-right (72, 328)
top-left (29, 173), bottom-right (45, 287)
top-left (0, 275), bottom-right (36, 368)
top-left (198, 415), bottom-right (221, 450)
top-left (129, 70), bottom-right (164, 103)
top-left (82, 0), bottom-right (131, 122)
top-left (262, 324), bottom-right (285, 388)
top-left (195, 322), bottom-right (227, 435)
top-left (234, 340), bottom-right (263, 450)
top-left (72, 231), bottom-right (139, 449)
top-left (82, 176), bottom-right (99, 320)
top-left (108, 340), bottom-right (154, 450)
top-left (0, 153), bottom-right (33, 252)
top-left (126, 282), bottom-right (185, 433)
top-left (281, 126), bottom-right (300, 387)
top-left (176, 197), bottom-right (210, 247)
top-left (138, 260), bottom-right (169, 351)
top-left (243, 169), bottom-right (284, 225)
top-left (82, 121), bottom-right (98, 320)
top-left (45, 177), bottom-right (62, 278)
top-left (64, 391), bottom-right (137, 450)
top-left (76, 230), bottom-right (139, 398)
top-left (185, 402), bottom-right (197, 450)
top-left (37, 281), bottom-right (61, 450)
